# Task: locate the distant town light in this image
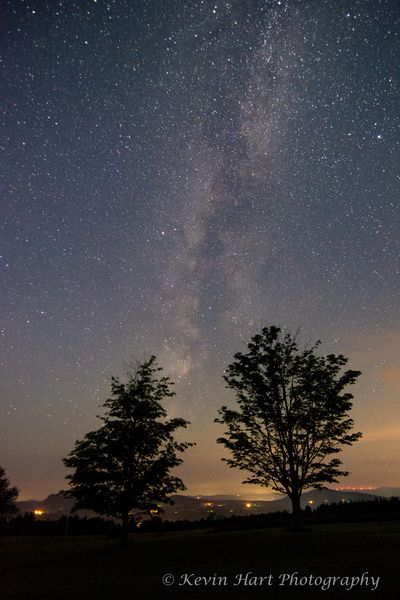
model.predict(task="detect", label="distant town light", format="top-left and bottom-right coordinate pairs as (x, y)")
top-left (34, 509), bottom-right (44, 516)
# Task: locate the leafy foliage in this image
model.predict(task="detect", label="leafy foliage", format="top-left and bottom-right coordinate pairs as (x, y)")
top-left (0, 466), bottom-right (19, 518)
top-left (216, 326), bottom-right (362, 516)
top-left (63, 356), bottom-right (193, 535)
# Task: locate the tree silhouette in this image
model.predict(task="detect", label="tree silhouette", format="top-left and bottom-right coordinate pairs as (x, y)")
top-left (63, 356), bottom-right (193, 542)
top-left (0, 466), bottom-right (19, 518)
top-left (216, 326), bottom-right (362, 529)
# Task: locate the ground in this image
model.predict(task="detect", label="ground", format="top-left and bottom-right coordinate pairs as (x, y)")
top-left (1, 522), bottom-right (399, 599)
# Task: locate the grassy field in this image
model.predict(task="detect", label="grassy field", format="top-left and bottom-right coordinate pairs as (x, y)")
top-left (1, 522), bottom-right (399, 599)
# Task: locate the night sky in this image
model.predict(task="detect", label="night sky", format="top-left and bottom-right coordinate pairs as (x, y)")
top-left (1, 0), bottom-right (399, 500)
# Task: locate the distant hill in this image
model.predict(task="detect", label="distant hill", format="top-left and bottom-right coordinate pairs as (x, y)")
top-left (17, 487), bottom-right (395, 521)
top-left (363, 487), bottom-right (400, 498)
top-left (17, 494), bottom-right (93, 519)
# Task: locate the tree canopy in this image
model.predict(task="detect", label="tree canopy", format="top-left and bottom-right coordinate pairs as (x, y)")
top-left (216, 325), bottom-right (362, 525)
top-left (0, 466), bottom-right (19, 518)
top-left (63, 356), bottom-right (193, 541)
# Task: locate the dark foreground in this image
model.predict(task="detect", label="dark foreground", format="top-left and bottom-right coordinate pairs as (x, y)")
top-left (1, 522), bottom-right (399, 599)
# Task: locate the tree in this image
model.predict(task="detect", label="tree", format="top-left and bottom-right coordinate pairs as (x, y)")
top-left (216, 326), bottom-right (362, 528)
top-left (0, 466), bottom-right (19, 518)
top-left (63, 356), bottom-right (193, 542)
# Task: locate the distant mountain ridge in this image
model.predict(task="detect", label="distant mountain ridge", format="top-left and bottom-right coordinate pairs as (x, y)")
top-left (364, 487), bottom-right (400, 497)
top-left (17, 487), bottom-right (400, 521)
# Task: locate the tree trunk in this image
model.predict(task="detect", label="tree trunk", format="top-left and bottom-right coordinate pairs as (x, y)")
top-left (121, 512), bottom-right (129, 544)
top-left (290, 493), bottom-right (303, 531)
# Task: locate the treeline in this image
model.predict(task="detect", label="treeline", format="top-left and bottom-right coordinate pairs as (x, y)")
top-left (312, 497), bottom-right (400, 523)
top-left (2, 498), bottom-right (400, 536)
top-left (141, 498), bottom-right (400, 532)
top-left (0, 514), bottom-right (117, 537)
